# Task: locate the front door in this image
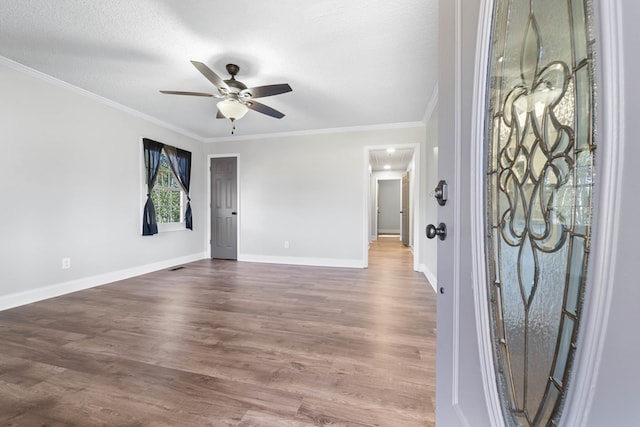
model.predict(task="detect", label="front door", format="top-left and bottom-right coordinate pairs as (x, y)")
top-left (436, 0), bottom-right (623, 426)
top-left (435, 1), bottom-right (492, 424)
top-left (210, 157), bottom-right (237, 260)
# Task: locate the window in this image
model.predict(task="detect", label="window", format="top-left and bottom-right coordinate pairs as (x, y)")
top-left (142, 137), bottom-right (193, 236)
top-left (151, 152), bottom-right (185, 224)
top-left (483, 0), bottom-right (595, 425)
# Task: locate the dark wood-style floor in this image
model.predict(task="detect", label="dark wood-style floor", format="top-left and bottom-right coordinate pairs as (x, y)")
top-left (0, 237), bottom-right (436, 426)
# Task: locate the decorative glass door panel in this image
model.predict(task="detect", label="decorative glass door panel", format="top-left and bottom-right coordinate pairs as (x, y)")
top-left (484, 0), bottom-right (595, 425)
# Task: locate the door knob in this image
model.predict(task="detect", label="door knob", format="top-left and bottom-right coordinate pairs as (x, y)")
top-left (426, 223), bottom-right (447, 241)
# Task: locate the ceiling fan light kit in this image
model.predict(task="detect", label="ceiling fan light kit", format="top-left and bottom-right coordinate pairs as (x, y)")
top-left (160, 61), bottom-right (292, 134)
top-left (217, 98), bottom-right (249, 121)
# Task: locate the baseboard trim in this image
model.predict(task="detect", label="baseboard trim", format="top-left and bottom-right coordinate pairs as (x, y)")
top-left (422, 264), bottom-right (437, 292)
top-left (0, 252), bottom-right (206, 311)
top-left (239, 254), bottom-right (365, 269)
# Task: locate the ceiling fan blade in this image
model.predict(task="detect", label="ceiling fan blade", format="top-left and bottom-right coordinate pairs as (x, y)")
top-left (241, 83), bottom-right (292, 99)
top-left (160, 90), bottom-right (214, 97)
top-left (190, 61), bottom-right (229, 93)
top-left (246, 101), bottom-right (285, 119)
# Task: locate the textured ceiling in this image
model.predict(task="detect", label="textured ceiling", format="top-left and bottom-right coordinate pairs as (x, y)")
top-left (0, 0), bottom-right (438, 140)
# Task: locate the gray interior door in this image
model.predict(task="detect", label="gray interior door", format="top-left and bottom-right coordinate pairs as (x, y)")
top-left (401, 173), bottom-right (410, 246)
top-left (211, 157), bottom-right (237, 260)
top-left (377, 179), bottom-right (401, 235)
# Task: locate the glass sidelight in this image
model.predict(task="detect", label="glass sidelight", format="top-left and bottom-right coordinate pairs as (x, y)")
top-left (484, 0), bottom-right (595, 425)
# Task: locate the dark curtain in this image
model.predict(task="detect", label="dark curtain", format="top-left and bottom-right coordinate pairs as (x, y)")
top-left (164, 146), bottom-right (193, 230)
top-left (142, 138), bottom-right (164, 235)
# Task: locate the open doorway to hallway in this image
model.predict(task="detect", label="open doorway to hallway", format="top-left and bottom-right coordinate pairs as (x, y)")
top-left (364, 144), bottom-right (421, 270)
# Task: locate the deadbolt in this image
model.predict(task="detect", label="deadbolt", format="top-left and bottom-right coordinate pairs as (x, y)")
top-left (426, 223), bottom-right (447, 241)
top-left (434, 180), bottom-right (448, 206)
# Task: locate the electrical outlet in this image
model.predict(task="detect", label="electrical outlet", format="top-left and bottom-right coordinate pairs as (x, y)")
top-left (284, 241), bottom-right (290, 249)
top-left (61, 257), bottom-right (71, 269)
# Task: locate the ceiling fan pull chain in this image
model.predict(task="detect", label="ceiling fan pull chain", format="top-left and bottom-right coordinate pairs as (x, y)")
top-left (231, 119), bottom-right (236, 135)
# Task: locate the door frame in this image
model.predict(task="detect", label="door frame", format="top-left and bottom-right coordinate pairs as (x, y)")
top-left (363, 142), bottom-right (421, 270)
top-left (206, 154), bottom-right (240, 259)
top-left (401, 172), bottom-right (410, 246)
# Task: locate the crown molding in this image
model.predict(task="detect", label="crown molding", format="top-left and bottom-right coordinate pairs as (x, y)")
top-left (203, 121), bottom-right (426, 143)
top-left (0, 55), bottom-right (207, 142)
top-left (1, 54), bottom-right (429, 145)
top-left (423, 85), bottom-right (439, 123)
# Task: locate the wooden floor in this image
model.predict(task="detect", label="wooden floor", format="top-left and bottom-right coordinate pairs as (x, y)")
top-left (0, 238), bottom-right (436, 426)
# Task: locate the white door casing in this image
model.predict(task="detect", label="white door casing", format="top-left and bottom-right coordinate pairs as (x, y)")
top-left (402, 172), bottom-right (410, 246)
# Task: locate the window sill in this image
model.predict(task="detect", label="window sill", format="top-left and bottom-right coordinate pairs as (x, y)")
top-left (157, 222), bottom-right (187, 233)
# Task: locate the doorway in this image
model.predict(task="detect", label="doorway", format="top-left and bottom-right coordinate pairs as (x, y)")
top-left (377, 178), bottom-right (401, 237)
top-left (364, 144), bottom-right (421, 270)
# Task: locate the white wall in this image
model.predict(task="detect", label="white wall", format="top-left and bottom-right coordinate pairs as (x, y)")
top-left (0, 59), bottom-right (205, 309)
top-left (205, 126), bottom-right (425, 268)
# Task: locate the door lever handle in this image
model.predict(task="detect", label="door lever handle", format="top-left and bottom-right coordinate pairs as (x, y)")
top-left (231, 212), bottom-right (237, 215)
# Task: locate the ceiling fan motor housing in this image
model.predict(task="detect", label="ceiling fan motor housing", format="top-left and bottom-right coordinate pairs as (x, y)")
top-left (225, 63), bottom-right (240, 76)
top-left (224, 64), bottom-right (248, 93)
top-left (225, 79), bottom-right (248, 93)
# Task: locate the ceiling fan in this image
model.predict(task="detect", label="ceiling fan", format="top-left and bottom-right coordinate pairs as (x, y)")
top-left (160, 61), bottom-right (292, 133)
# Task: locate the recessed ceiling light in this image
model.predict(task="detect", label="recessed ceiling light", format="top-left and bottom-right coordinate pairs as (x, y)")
top-left (386, 148), bottom-right (396, 153)
top-left (384, 165), bottom-right (391, 170)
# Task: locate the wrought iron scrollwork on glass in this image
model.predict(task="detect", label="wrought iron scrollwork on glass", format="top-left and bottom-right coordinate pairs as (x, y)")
top-left (484, 0), bottom-right (595, 425)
